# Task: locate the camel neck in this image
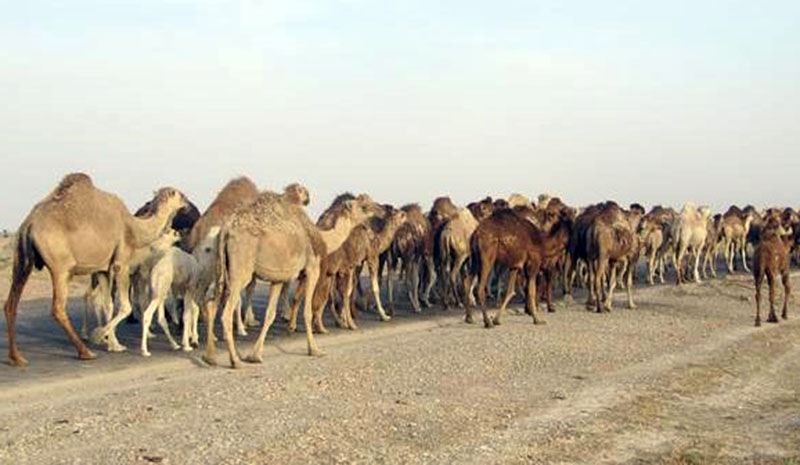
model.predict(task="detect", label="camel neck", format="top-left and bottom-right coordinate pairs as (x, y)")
top-left (129, 207), bottom-right (176, 248)
top-left (319, 216), bottom-right (355, 253)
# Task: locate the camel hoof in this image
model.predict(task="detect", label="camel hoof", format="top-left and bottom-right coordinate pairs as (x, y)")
top-left (79, 349), bottom-right (97, 361)
top-left (245, 318), bottom-right (261, 328)
top-left (141, 351), bottom-right (152, 358)
top-left (308, 347), bottom-right (326, 357)
top-left (767, 317), bottom-right (779, 324)
top-left (380, 315), bottom-right (392, 322)
top-left (629, 304), bottom-right (638, 310)
top-left (108, 343), bottom-right (127, 353)
top-left (287, 325), bottom-right (297, 334)
top-left (484, 320), bottom-right (494, 329)
top-left (89, 329), bottom-right (106, 345)
top-left (533, 319), bottom-right (547, 325)
top-left (170, 343), bottom-right (181, 351)
top-left (465, 315), bottom-right (475, 324)
top-left (8, 354), bottom-right (29, 367)
top-left (244, 353), bottom-right (263, 364)
top-left (230, 359), bottom-right (244, 369)
top-left (201, 354), bottom-right (217, 366)
top-left (755, 320), bottom-right (761, 327)
top-left (492, 316), bottom-right (503, 326)
top-left (237, 330), bottom-right (248, 337)
top-left (421, 300), bottom-right (431, 308)
top-left (182, 345), bottom-right (193, 352)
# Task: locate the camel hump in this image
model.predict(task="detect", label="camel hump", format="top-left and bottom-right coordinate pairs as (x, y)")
top-left (51, 173), bottom-right (93, 201)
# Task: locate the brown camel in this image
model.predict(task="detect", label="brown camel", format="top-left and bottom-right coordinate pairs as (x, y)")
top-left (308, 208), bottom-right (408, 330)
top-left (753, 217), bottom-right (792, 327)
top-left (185, 176), bottom-right (259, 252)
top-left (585, 202), bottom-right (639, 312)
top-left (204, 190), bottom-right (328, 368)
top-left (388, 204), bottom-right (435, 313)
top-left (463, 208), bottom-right (571, 327)
top-left (3, 173), bottom-right (187, 366)
top-left (280, 193), bottom-right (385, 332)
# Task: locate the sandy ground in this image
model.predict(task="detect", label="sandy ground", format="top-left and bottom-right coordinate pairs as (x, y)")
top-left (1, 259), bottom-right (799, 464)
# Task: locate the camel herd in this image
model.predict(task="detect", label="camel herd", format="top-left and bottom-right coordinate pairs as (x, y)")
top-left (3, 173), bottom-right (798, 368)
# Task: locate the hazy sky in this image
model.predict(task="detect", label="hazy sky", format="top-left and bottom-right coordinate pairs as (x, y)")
top-left (1, 0), bottom-right (799, 227)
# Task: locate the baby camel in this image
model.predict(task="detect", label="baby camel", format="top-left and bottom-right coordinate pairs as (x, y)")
top-left (139, 229), bottom-right (217, 356)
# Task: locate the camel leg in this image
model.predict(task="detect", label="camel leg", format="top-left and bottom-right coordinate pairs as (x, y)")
top-left (95, 266), bottom-right (133, 353)
top-left (140, 297), bottom-right (161, 357)
top-left (604, 263), bottom-right (619, 312)
top-left (368, 260), bottom-right (391, 321)
top-left (462, 274), bottom-right (475, 324)
top-left (527, 270), bottom-right (545, 325)
top-left (279, 283), bottom-right (291, 320)
top-left (725, 239), bottom-right (734, 273)
top-left (476, 256), bottom-right (494, 328)
top-left (626, 262), bottom-right (637, 309)
top-left (220, 283), bottom-right (245, 368)
top-left (5, 259), bottom-right (33, 366)
top-left (493, 269), bottom-right (517, 326)
top-left (407, 261), bottom-right (422, 312)
top-left (182, 294), bottom-right (199, 351)
top-left (781, 271), bottom-right (791, 320)
top-left (754, 271), bottom-right (763, 326)
top-left (741, 240), bottom-right (750, 272)
top-left (202, 298), bottom-right (220, 366)
top-left (233, 281), bottom-right (250, 337)
top-left (245, 283), bottom-right (283, 363)
top-left (767, 271), bottom-right (778, 323)
top-left (49, 270), bottom-right (96, 361)
top-left (312, 277), bottom-right (333, 334)
top-left (303, 259), bottom-right (324, 356)
top-left (157, 301), bottom-right (180, 351)
top-left (287, 277), bottom-right (305, 332)
top-left (647, 249), bottom-right (656, 285)
top-left (421, 257), bottom-right (436, 308)
top-left (242, 278), bottom-right (260, 328)
top-left (342, 270), bottom-right (358, 330)
top-left (693, 246), bottom-right (703, 283)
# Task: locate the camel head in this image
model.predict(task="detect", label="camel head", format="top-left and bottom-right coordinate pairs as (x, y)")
top-left (151, 187), bottom-right (189, 217)
top-left (386, 208), bottom-right (408, 229)
top-left (284, 183), bottom-right (310, 207)
top-left (149, 228), bottom-right (181, 253)
top-left (508, 193), bottom-right (532, 209)
top-left (354, 194), bottom-right (386, 219)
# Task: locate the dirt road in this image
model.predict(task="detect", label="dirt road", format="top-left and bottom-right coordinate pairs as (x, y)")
top-left (1, 270), bottom-right (799, 464)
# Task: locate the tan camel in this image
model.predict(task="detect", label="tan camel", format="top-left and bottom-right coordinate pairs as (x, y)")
top-left (388, 204), bottom-right (435, 313)
top-left (3, 173), bottom-right (187, 366)
top-left (721, 206), bottom-right (755, 273)
top-left (437, 207), bottom-right (479, 309)
top-left (670, 202), bottom-right (711, 285)
top-left (204, 190), bottom-right (328, 368)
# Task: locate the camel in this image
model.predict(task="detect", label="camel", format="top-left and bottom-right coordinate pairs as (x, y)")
top-left (309, 208), bottom-right (408, 330)
top-left (467, 197), bottom-right (495, 222)
top-left (585, 202), bottom-right (640, 312)
top-left (437, 207), bottom-right (479, 309)
top-left (205, 190), bottom-right (329, 368)
top-left (670, 202), bottom-right (711, 285)
top-left (388, 204), bottom-right (435, 314)
top-left (280, 193), bottom-right (385, 332)
top-left (81, 229), bottom-right (181, 339)
top-left (701, 214), bottom-right (724, 279)
top-left (463, 208), bottom-right (571, 327)
top-left (508, 193), bottom-right (532, 209)
top-left (135, 197), bottom-right (200, 248)
top-left (753, 217), bottom-right (792, 327)
top-left (637, 214), bottom-right (665, 285)
top-left (139, 229), bottom-right (218, 356)
top-left (3, 173), bottom-right (187, 366)
top-left (721, 206), bottom-right (755, 273)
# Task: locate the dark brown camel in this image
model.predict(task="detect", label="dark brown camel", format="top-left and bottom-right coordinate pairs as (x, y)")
top-left (753, 217), bottom-right (792, 327)
top-left (463, 208), bottom-right (572, 328)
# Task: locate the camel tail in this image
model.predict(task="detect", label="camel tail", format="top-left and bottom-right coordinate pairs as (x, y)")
top-left (469, 234), bottom-right (482, 279)
top-left (214, 227), bottom-right (230, 303)
top-left (4, 223), bottom-right (37, 320)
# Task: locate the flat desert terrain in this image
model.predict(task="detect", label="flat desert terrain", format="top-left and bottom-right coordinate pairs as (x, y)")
top-left (1, 239), bottom-right (799, 464)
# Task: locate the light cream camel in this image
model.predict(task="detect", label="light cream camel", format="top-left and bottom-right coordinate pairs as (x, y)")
top-left (140, 234), bottom-right (216, 356)
top-left (203, 191), bottom-right (327, 368)
top-left (438, 207), bottom-right (479, 308)
top-left (81, 229), bottom-right (181, 339)
top-left (670, 202), bottom-right (711, 284)
top-left (3, 173), bottom-right (187, 366)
